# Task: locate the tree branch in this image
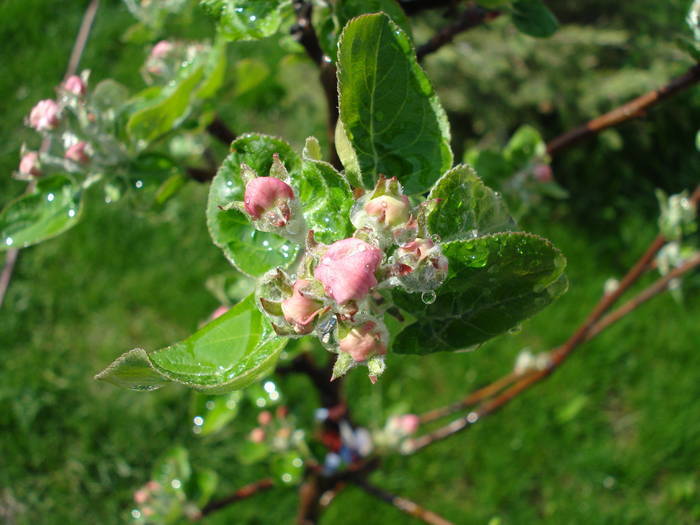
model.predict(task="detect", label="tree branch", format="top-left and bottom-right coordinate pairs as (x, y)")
top-left (199, 478), bottom-right (274, 518)
top-left (399, 0), bottom-right (460, 16)
top-left (416, 7), bottom-right (501, 61)
top-left (353, 478), bottom-right (455, 525)
top-left (547, 64), bottom-right (700, 155)
top-left (206, 116), bottom-right (236, 146)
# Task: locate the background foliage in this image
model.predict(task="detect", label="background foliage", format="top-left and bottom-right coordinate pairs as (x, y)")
top-left (1, 0), bottom-right (699, 523)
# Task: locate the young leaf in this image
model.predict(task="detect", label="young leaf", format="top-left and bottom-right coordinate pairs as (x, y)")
top-left (337, 13), bottom-right (452, 194)
top-left (503, 124), bottom-right (546, 167)
top-left (0, 175), bottom-right (82, 251)
top-left (95, 295), bottom-right (288, 393)
top-left (427, 164), bottom-right (516, 242)
top-left (511, 0), bottom-right (559, 38)
top-left (201, 0), bottom-right (291, 41)
top-left (207, 134), bottom-right (302, 277)
top-left (392, 232), bottom-right (567, 354)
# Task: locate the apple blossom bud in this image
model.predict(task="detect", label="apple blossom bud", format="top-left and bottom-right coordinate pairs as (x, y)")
top-left (244, 176), bottom-right (295, 226)
top-left (28, 99), bottom-right (60, 131)
top-left (364, 194), bottom-right (410, 227)
top-left (151, 40), bottom-right (174, 59)
top-left (211, 305), bottom-right (229, 320)
top-left (19, 152), bottom-right (41, 177)
top-left (338, 321), bottom-right (387, 362)
top-left (281, 279), bottom-right (323, 334)
top-left (142, 507), bottom-right (155, 517)
top-left (134, 489), bottom-right (149, 504)
top-left (258, 411), bottom-right (272, 426)
top-left (250, 427), bottom-right (266, 443)
top-left (63, 75), bottom-right (86, 96)
top-left (391, 414), bottom-right (420, 435)
top-left (276, 406), bottom-right (288, 419)
top-left (146, 481), bottom-right (161, 492)
top-left (393, 238), bottom-right (448, 292)
top-left (314, 238), bottom-right (383, 304)
top-left (533, 164), bottom-right (553, 182)
top-left (64, 142), bottom-right (90, 164)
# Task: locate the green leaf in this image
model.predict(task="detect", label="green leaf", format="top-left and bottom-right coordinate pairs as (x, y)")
top-left (464, 149), bottom-right (512, 186)
top-left (153, 446), bottom-right (192, 487)
top-left (190, 391), bottom-right (243, 436)
top-left (427, 164), bottom-right (516, 242)
top-left (504, 124), bottom-right (546, 167)
top-left (337, 13), bottom-right (452, 194)
top-left (95, 295), bottom-right (288, 393)
top-left (271, 452), bottom-right (304, 485)
top-left (126, 65), bottom-right (204, 147)
top-left (207, 134), bottom-right (301, 277)
top-left (201, 0), bottom-right (291, 41)
top-left (189, 469), bottom-right (219, 508)
top-left (196, 41), bottom-right (228, 99)
top-left (318, 0), bottom-right (413, 62)
top-left (511, 0), bottom-right (559, 38)
top-left (392, 232), bottom-right (567, 354)
top-left (0, 175), bottom-right (83, 251)
top-left (293, 145), bottom-right (354, 244)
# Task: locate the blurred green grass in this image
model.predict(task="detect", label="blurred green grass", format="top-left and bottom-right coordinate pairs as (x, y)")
top-left (1, 1), bottom-right (699, 524)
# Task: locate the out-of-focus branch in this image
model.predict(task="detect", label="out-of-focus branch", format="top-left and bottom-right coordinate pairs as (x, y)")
top-left (547, 64), bottom-right (700, 155)
top-left (198, 478), bottom-right (274, 518)
top-left (416, 7), bottom-right (501, 61)
top-left (353, 478), bottom-right (455, 525)
top-left (399, 0), bottom-right (459, 16)
top-left (206, 116), bottom-right (236, 146)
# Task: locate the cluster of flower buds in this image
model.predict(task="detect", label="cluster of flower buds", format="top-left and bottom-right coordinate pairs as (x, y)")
top-left (372, 413), bottom-right (420, 451)
top-left (241, 160), bottom-right (449, 384)
top-left (143, 39), bottom-right (207, 84)
top-left (132, 480), bottom-right (162, 518)
top-left (248, 406), bottom-right (304, 452)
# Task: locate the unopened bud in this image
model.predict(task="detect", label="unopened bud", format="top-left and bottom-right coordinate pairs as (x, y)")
top-left (389, 414), bottom-right (420, 435)
top-left (134, 489), bottom-right (149, 504)
top-left (64, 141), bottom-right (90, 164)
top-left (364, 194), bottom-right (410, 227)
top-left (533, 163), bottom-right (553, 182)
top-left (314, 238), bottom-right (383, 304)
top-left (250, 427), bottom-right (266, 443)
top-left (258, 411), bottom-right (273, 426)
top-left (393, 238), bottom-right (448, 292)
top-left (145, 481), bottom-right (161, 492)
top-left (28, 99), bottom-right (60, 131)
top-left (339, 321), bottom-right (387, 362)
top-left (63, 75), bottom-right (86, 96)
top-left (151, 40), bottom-right (174, 59)
top-left (244, 176), bottom-right (295, 227)
top-left (19, 152), bottom-right (41, 177)
top-left (281, 279), bottom-right (324, 334)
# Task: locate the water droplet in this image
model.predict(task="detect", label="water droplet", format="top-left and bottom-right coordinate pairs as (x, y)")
top-left (263, 381), bottom-right (276, 393)
top-left (5, 237), bottom-right (13, 246)
top-left (467, 412), bottom-right (479, 423)
top-left (171, 479), bottom-right (182, 489)
top-left (193, 416), bottom-right (204, 426)
top-left (47, 193), bottom-right (55, 202)
top-left (249, 14), bottom-right (257, 22)
top-left (226, 180), bottom-right (233, 187)
top-left (205, 400), bottom-right (215, 410)
top-left (135, 180), bottom-right (143, 189)
top-left (421, 291), bottom-right (436, 304)
top-left (292, 457), bottom-right (303, 468)
top-left (508, 324), bottom-right (522, 335)
top-left (131, 510), bottom-right (141, 519)
top-left (68, 209), bottom-right (76, 218)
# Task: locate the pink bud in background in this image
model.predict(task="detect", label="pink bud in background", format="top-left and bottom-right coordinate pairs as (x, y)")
top-left (258, 411), bottom-right (272, 426)
top-left (19, 152), bottom-right (41, 177)
top-left (276, 406), bottom-right (288, 419)
top-left (394, 414), bottom-right (420, 434)
top-left (28, 99), bottom-right (60, 131)
top-left (211, 305), bottom-right (229, 320)
top-left (145, 481), bottom-right (161, 492)
top-left (151, 40), bottom-right (174, 59)
top-left (339, 321), bottom-right (387, 362)
top-left (364, 194), bottom-right (411, 227)
top-left (63, 75), bottom-right (86, 96)
top-left (244, 176), bottom-right (295, 225)
top-left (250, 427), bottom-right (266, 443)
top-left (533, 163), bottom-right (553, 182)
top-left (281, 279), bottom-right (323, 334)
top-left (133, 489), bottom-right (149, 504)
top-left (314, 238), bottom-right (382, 304)
top-left (64, 142), bottom-right (90, 164)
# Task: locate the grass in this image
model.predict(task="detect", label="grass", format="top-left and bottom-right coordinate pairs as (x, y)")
top-left (1, 1), bottom-right (700, 524)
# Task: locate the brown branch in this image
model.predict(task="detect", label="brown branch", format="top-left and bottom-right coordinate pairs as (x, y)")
top-left (547, 64), bottom-right (700, 155)
top-left (353, 479), bottom-right (455, 525)
top-left (199, 478), bottom-right (274, 517)
top-left (399, 0), bottom-right (460, 16)
top-left (0, 0), bottom-right (100, 309)
top-left (291, 1), bottom-right (341, 170)
top-left (206, 116), bottom-right (236, 146)
top-left (416, 7), bottom-right (501, 61)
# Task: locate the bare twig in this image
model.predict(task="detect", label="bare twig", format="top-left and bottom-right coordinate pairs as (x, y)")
top-left (416, 7), bottom-right (501, 61)
top-left (399, 0), bottom-right (459, 16)
top-left (353, 478), bottom-right (455, 525)
top-left (206, 116), bottom-right (236, 146)
top-left (547, 64), bottom-right (700, 155)
top-left (199, 478), bottom-right (274, 517)
top-left (0, 0), bottom-right (100, 309)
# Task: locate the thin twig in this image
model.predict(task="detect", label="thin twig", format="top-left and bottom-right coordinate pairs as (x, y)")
top-left (399, 0), bottom-right (458, 16)
top-left (353, 478), bottom-right (455, 525)
top-left (206, 116), bottom-right (236, 146)
top-left (416, 7), bottom-right (501, 61)
top-left (199, 478), bottom-right (274, 517)
top-left (547, 64), bottom-right (700, 155)
top-left (0, 0), bottom-right (100, 309)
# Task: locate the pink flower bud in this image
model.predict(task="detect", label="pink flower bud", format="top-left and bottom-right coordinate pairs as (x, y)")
top-left (393, 414), bottom-right (420, 434)
top-left (276, 406), bottom-right (288, 419)
top-left (244, 176), bottom-right (295, 226)
top-left (28, 99), bottom-right (60, 131)
top-left (145, 481), bottom-right (161, 492)
top-left (281, 279), bottom-right (323, 334)
top-left (134, 489), bottom-right (149, 504)
top-left (19, 152), bottom-right (41, 177)
top-left (211, 305), bottom-right (229, 320)
top-left (398, 238), bottom-right (436, 263)
top-left (339, 321), bottom-right (387, 362)
top-left (314, 238), bottom-right (383, 304)
top-left (142, 507), bottom-right (155, 517)
top-left (394, 238), bottom-right (448, 291)
top-left (63, 75), bottom-right (86, 96)
top-left (64, 142), bottom-right (90, 164)
top-left (258, 411), bottom-right (272, 426)
top-left (364, 194), bottom-right (411, 227)
top-left (250, 427), bottom-right (266, 443)
top-left (533, 164), bottom-right (553, 182)
top-left (151, 40), bottom-right (174, 59)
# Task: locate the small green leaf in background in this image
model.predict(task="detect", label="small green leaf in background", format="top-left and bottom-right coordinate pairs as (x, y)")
top-left (392, 232), bottom-right (567, 354)
top-left (293, 137), bottom-right (354, 244)
top-left (271, 451), bottom-right (305, 485)
top-left (511, 0), bottom-right (559, 38)
top-left (0, 175), bottom-right (83, 251)
top-left (201, 0), bottom-right (291, 41)
top-left (427, 164), bottom-right (516, 242)
top-left (337, 13), bottom-right (452, 194)
top-left (188, 469), bottom-right (219, 508)
top-left (95, 295), bottom-right (287, 393)
top-left (207, 134), bottom-right (302, 277)
top-left (190, 391), bottom-right (243, 436)
top-left (318, 0), bottom-right (412, 62)
top-left (504, 124), bottom-right (546, 167)
top-left (153, 446), bottom-right (192, 488)
top-left (196, 41), bottom-right (228, 99)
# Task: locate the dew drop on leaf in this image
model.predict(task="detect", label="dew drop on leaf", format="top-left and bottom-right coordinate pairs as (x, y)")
top-left (421, 291), bottom-right (436, 304)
